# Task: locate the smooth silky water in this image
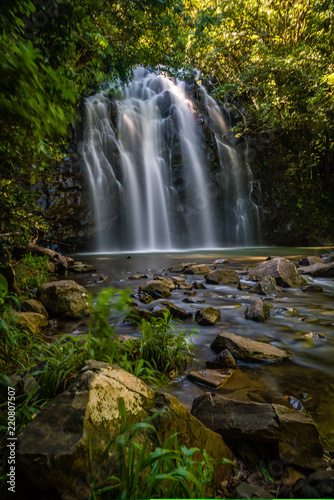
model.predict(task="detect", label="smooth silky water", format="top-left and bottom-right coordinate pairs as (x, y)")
top-left (75, 247), bottom-right (334, 451)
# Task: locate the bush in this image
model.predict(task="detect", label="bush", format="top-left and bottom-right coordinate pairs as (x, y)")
top-left (14, 252), bottom-right (50, 293)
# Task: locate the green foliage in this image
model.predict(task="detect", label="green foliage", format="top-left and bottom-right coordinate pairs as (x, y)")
top-left (88, 397), bottom-right (232, 500)
top-left (14, 252), bottom-right (50, 293)
top-left (139, 313), bottom-right (197, 375)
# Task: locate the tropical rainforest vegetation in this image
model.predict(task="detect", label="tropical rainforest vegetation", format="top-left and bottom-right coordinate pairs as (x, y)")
top-left (0, 0), bottom-right (333, 244)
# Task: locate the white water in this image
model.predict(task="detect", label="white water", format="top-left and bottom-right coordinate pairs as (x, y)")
top-left (82, 68), bottom-right (261, 251)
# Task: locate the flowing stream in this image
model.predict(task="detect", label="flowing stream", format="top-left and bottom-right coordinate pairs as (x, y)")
top-left (82, 68), bottom-right (261, 252)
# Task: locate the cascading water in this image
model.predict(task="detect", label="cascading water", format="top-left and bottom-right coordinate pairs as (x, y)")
top-left (82, 68), bottom-right (261, 252)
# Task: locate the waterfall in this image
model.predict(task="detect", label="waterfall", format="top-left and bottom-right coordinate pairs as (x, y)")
top-left (82, 68), bottom-right (261, 251)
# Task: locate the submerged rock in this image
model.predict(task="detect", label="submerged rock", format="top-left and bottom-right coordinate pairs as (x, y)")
top-left (245, 299), bottom-right (271, 323)
top-left (191, 393), bottom-right (323, 470)
top-left (17, 361), bottom-right (233, 498)
top-left (38, 280), bottom-right (90, 319)
top-left (195, 306), bottom-right (221, 325)
top-left (206, 269), bottom-right (240, 285)
top-left (211, 332), bottom-right (290, 362)
top-left (248, 257), bottom-right (306, 287)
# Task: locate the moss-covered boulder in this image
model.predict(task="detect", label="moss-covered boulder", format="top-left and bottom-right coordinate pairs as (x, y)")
top-left (17, 361), bottom-right (233, 498)
top-left (38, 280), bottom-right (89, 319)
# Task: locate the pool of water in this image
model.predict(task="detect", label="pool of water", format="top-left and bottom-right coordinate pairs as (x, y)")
top-left (73, 247), bottom-right (334, 450)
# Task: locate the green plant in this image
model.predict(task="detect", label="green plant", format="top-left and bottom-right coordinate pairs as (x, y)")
top-left (14, 252), bottom-right (50, 293)
top-left (88, 397), bottom-right (232, 499)
top-left (138, 313), bottom-right (197, 375)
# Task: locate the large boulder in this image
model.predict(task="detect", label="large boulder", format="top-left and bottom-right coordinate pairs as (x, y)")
top-left (248, 257), bottom-right (306, 287)
top-left (245, 299), bottom-right (271, 323)
top-left (38, 280), bottom-right (90, 319)
top-left (21, 299), bottom-right (49, 319)
top-left (191, 393), bottom-right (323, 470)
top-left (13, 312), bottom-right (48, 334)
top-left (298, 262), bottom-right (334, 277)
top-left (139, 280), bottom-right (171, 299)
top-left (210, 332), bottom-right (290, 362)
top-left (17, 361), bottom-right (233, 498)
top-left (206, 269), bottom-right (240, 285)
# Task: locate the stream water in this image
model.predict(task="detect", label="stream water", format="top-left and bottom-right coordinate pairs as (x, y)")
top-left (71, 247), bottom-right (334, 452)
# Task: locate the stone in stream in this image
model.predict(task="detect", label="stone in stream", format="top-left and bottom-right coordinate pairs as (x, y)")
top-left (191, 393), bottom-right (323, 470)
top-left (249, 276), bottom-right (279, 296)
top-left (276, 307), bottom-right (297, 315)
top-left (132, 290), bottom-right (153, 304)
top-left (17, 361), bottom-right (233, 498)
top-left (152, 276), bottom-right (176, 290)
top-left (188, 369), bottom-right (233, 389)
top-left (206, 349), bottom-right (237, 369)
top-left (248, 257), bottom-right (306, 287)
top-left (170, 276), bottom-right (185, 285)
top-left (184, 264), bottom-right (212, 275)
top-left (170, 262), bottom-right (196, 273)
top-left (12, 312), bottom-right (48, 334)
top-left (161, 301), bottom-right (192, 320)
top-left (128, 273), bottom-right (149, 280)
top-left (178, 283), bottom-right (194, 291)
top-left (211, 332), bottom-right (290, 362)
top-left (298, 256), bottom-right (325, 267)
top-left (21, 299), bottom-right (49, 318)
top-left (69, 262), bottom-right (96, 273)
top-left (300, 284), bottom-right (323, 292)
top-left (245, 299), bottom-right (271, 323)
top-left (213, 259), bottom-right (230, 265)
top-left (126, 306), bottom-right (170, 323)
top-left (303, 332), bottom-right (327, 341)
top-left (193, 281), bottom-right (207, 290)
top-left (139, 280), bottom-right (171, 299)
top-left (206, 269), bottom-right (240, 285)
top-left (298, 261), bottom-right (334, 277)
top-left (183, 290), bottom-right (197, 296)
top-left (38, 280), bottom-right (90, 319)
top-left (237, 282), bottom-right (249, 291)
top-left (321, 251), bottom-right (334, 263)
top-left (183, 297), bottom-right (205, 304)
top-left (195, 306), bottom-right (221, 325)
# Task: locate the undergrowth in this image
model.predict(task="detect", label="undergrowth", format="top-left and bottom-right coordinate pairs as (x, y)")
top-left (14, 252), bottom-right (50, 294)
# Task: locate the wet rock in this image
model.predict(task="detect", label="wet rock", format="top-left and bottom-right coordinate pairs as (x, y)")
top-left (178, 283), bottom-right (194, 291)
top-left (276, 307), bottom-right (297, 315)
top-left (131, 290), bottom-right (153, 304)
top-left (161, 301), bottom-right (192, 320)
top-left (193, 281), bottom-right (206, 290)
top-left (298, 256), bottom-right (325, 267)
top-left (245, 299), bottom-right (271, 323)
top-left (170, 276), bottom-right (185, 285)
top-left (214, 259), bottom-right (230, 265)
top-left (21, 299), bottom-right (49, 319)
top-left (170, 262), bottom-right (196, 273)
top-left (206, 349), bottom-right (237, 369)
top-left (17, 361), bottom-right (233, 498)
top-left (238, 282), bottom-right (249, 291)
top-left (152, 276), bottom-right (176, 290)
top-left (191, 393), bottom-right (323, 469)
top-left (128, 273), bottom-right (149, 280)
top-left (195, 306), bottom-right (221, 325)
top-left (38, 280), bottom-right (90, 319)
top-left (298, 261), bottom-right (334, 277)
top-left (321, 251), bottom-right (334, 263)
top-left (139, 280), bottom-right (171, 299)
top-left (249, 276), bottom-right (278, 295)
top-left (188, 369), bottom-right (233, 389)
top-left (125, 306), bottom-right (170, 322)
top-left (183, 290), bottom-right (197, 296)
top-left (211, 332), bottom-right (290, 362)
top-left (292, 470), bottom-right (334, 498)
top-left (69, 262), bottom-right (96, 273)
top-left (206, 269), bottom-right (240, 285)
top-left (303, 332), bottom-right (327, 341)
top-left (183, 297), bottom-right (205, 304)
top-left (300, 285), bottom-right (323, 293)
top-left (185, 264), bottom-right (212, 275)
top-left (13, 312), bottom-right (48, 334)
top-left (248, 257), bottom-right (306, 287)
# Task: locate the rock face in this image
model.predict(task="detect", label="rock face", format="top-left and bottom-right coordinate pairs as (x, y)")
top-left (38, 280), bottom-right (90, 319)
top-left (249, 276), bottom-right (279, 295)
top-left (139, 280), bottom-right (171, 299)
top-left (161, 301), bottom-right (192, 320)
top-left (17, 361), bottom-right (233, 498)
top-left (211, 332), bottom-right (290, 362)
top-left (191, 393), bottom-right (323, 469)
top-left (13, 312), bottom-right (48, 334)
top-left (298, 261), bottom-right (334, 277)
top-left (185, 264), bottom-right (212, 275)
top-left (206, 269), bottom-right (240, 285)
top-left (245, 299), bottom-right (271, 323)
top-left (21, 299), bottom-right (49, 318)
top-left (195, 306), bottom-right (221, 325)
top-left (248, 257), bottom-right (306, 287)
